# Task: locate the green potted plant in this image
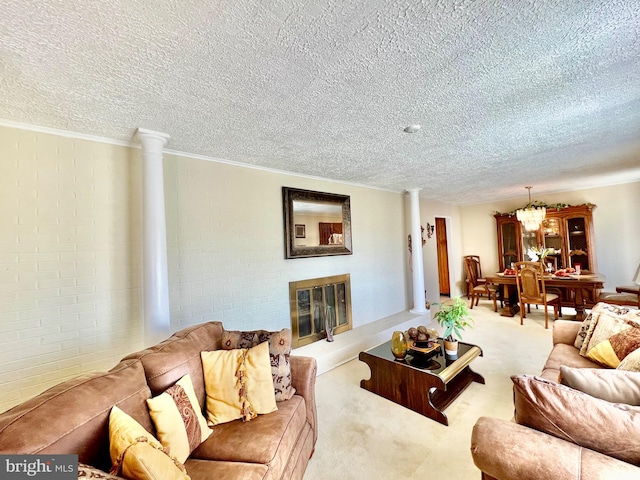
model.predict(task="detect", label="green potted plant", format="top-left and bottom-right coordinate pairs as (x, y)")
top-left (433, 297), bottom-right (474, 355)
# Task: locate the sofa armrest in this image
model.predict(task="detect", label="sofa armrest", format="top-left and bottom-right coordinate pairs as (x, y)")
top-left (552, 320), bottom-right (581, 346)
top-left (471, 417), bottom-right (639, 480)
top-left (289, 355), bottom-right (318, 445)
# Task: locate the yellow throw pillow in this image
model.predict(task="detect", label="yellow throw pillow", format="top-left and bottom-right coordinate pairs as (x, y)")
top-left (146, 374), bottom-right (212, 463)
top-left (109, 406), bottom-right (190, 480)
top-left (201, 341), bottom-right (277, 426)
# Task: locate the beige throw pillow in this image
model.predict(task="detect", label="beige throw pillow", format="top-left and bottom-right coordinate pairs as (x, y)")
top-left (512, 374), bottom-right (640, 465)
top-left (146, 374), bottom-right (212, 463)
top-left (559, 366), bottom-right (640, 405)
top-left (108, 406), bottom-right (189, 480)
top-left (201, 341), bottom-right (277, 426)
top-left (222, 328), bottom-right (296, 401)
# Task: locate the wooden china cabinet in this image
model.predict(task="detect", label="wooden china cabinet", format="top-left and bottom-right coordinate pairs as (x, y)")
top-left (494, 204), bottom-right (597, 273)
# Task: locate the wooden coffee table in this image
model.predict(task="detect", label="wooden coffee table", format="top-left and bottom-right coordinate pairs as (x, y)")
top-left (359, 339), bottom-right (484, 425)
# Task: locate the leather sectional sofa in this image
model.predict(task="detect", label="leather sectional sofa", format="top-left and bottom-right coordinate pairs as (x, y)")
top-left (471, 306), bottom-right (640, 480)
top-left (0, 321), bottom-right (317, 480)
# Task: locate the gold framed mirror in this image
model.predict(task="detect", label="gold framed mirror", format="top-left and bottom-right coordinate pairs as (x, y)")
top-left (282, 187), bottom-right (353, 259)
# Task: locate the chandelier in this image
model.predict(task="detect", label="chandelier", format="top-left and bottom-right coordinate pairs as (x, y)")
top-left (516, 186), bottom-right (546, 231)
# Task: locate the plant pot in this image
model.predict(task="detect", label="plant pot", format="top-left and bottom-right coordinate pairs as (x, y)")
top-left (443, 339), bottom-right (459, 356)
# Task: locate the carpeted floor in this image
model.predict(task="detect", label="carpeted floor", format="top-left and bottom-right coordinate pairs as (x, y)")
top-left (303, 298), bottom-right (573, 479)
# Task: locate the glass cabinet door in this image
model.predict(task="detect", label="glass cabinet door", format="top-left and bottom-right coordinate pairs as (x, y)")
top-left (500, 221), bottom-right (518, 269)
top-left (567, 217), bottom-right (589, 270)
top-left (542, 218), bottom-right (563, 268)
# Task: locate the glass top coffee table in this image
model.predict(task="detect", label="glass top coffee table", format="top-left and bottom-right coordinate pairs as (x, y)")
top-left (359, 338), bottom-right (484, 425)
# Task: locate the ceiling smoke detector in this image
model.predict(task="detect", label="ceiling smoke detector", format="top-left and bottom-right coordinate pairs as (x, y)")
top-left (403, 125), bottom-right (421, 133)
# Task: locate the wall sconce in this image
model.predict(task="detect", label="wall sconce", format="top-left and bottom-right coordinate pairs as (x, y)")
top-left (426, 222), bottom-right (435, 239)
top-left (407, 226), bottom-right (427, 253)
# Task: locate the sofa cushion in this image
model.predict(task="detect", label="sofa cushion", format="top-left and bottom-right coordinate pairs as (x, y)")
top-left (191, 395), bottom-right (307, 478)
top-left (146, 374), bottom-right (212, 463)
top-left (512, 374), bottom-right (640, 466)
top-left (123, 322), bottom-right (224, 410)
top-left (0, 359), bottom-right (152, 472)
top-left (560, 366), bottom-right (640, 405)
top-left (109, 406), bottom-right (188, 480)
top-left (222, 328), bottom-right (296, 401)
top-left (201, 341), bottom-right (277, 425)
top-left (184, 459), bottom-right (268, 480)
top-left (543, 343), bottom-right (602, 381)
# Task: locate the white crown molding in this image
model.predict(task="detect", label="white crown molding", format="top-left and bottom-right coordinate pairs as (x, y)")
top-left (0, 118), bottom-right (134, 148)
top-left (0, 118), bottom-right (402, 194)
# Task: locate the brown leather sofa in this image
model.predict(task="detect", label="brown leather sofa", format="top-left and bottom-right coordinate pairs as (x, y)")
top-left (470, 319), bottom-right (640, 479)
top-left (0, 321), bottom-right (317, 480)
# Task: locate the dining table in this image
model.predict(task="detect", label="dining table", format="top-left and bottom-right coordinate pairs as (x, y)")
top-left (483, 273), bottom-right (606, 321)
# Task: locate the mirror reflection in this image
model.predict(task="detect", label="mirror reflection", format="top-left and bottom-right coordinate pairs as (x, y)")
top-left (282, 187), bottom-right (352, 259)
top-left (293, 200), bottom-right (343, 247)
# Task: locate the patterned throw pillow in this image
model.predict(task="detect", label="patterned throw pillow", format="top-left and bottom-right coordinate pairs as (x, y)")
top-left (78, 464), bottom-right (125, 479)
top-left (580, 307), bottom-right (640, 368)
top-left (222, 328), bottom-right (296, 401)
top-left (579, 303), bottom-right (640, 357)
top-left (108, 406), bottom-right (189, 480)
top-left (618, 347), bottom-right (640, 372)
top-left (201, 341), bottom-right (277, 426)
top-left (146, 374), bottom-right (212, 463)
top-left (573, 312), bottom-right (593, 349)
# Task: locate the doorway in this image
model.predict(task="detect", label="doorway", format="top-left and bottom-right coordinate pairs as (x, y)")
top-left (435, 217), bottom-right (450, 296)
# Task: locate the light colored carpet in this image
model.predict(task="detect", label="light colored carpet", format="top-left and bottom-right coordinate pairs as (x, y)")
top-left (303, 299), bottom-right (572, 479)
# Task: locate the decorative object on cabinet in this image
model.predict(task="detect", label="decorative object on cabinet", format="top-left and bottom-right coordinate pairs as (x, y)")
top-left (516, 186), bottom-right (546, 231)
top-left (494, 204), bottom-right (597, 275)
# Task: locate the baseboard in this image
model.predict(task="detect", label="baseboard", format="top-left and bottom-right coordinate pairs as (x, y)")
top-left (292, 310), bottom-right (432, 375)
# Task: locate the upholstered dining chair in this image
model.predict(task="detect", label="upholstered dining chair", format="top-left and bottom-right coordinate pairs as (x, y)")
top-left (597, 266), bottom-right (640, 307)
top-left (514, 261), bottom-right (560, 329)
top-left (464, 255), bottom-right (501, 312)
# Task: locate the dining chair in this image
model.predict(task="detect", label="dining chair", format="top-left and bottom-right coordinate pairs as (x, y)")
top-left (597, 290), bottom-right (640, 307)
top-left (597, 264), bottom-right (640, 307)
top-left (514, 261), bottom-right (560, 329)
top-left (464, 255), bottom-right (501, 312)
top-left (463, 255), bottom-right (484, 299)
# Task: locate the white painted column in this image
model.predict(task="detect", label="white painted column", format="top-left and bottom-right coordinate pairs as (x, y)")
top-left (408, 188), bottom-right (427, 314)
top-left (136, 128), bottom-right (171, 344)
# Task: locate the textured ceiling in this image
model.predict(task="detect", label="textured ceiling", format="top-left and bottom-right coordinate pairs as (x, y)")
top-left (1, 0), bottom-right (639, 204)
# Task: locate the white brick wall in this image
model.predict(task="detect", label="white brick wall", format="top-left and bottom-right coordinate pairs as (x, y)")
top-left (0, 126), bottom-right (145, 412)
top-left (0, 125), bottom-right (410, 413)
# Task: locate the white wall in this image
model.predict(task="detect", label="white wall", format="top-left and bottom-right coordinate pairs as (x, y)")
top-left (458, 183), bottom-right (640, 290)
top-left (163, 153), bottom-right (408, 331)
top-left (402, 196), bottom-right (465, 307)
top-left (0, 125), bottom-right (409, 412)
